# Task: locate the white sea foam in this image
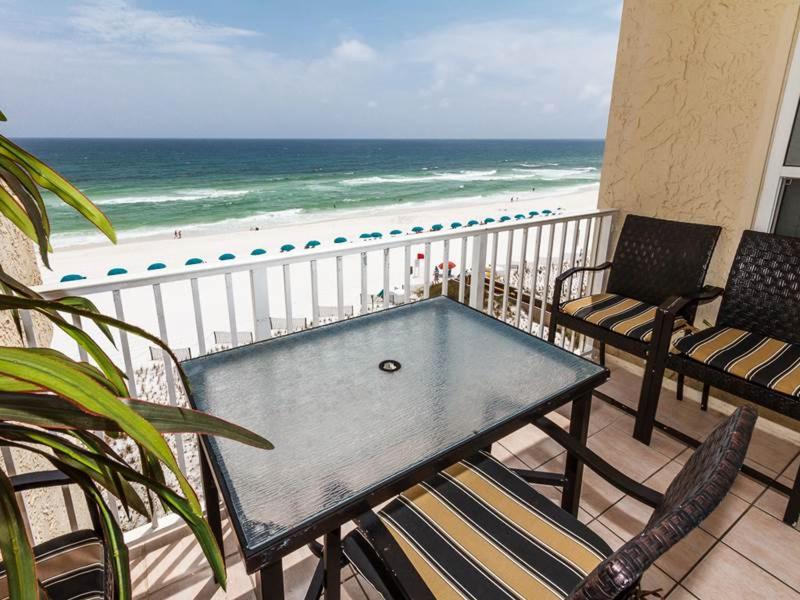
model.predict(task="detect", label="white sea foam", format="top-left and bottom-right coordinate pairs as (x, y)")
top-left (95, 188), bottom-right (250, 206)
top-left (52, 207), bottom-right (305, 247)
top-left (341, 167), bottom-right (598, 186)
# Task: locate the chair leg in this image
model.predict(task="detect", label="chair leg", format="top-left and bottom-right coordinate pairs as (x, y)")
top-left (783, 460), bottom-right (800, 526)
top-left (676, 372), bottom-right (684, 401)
top-left (548, 306), bottom-right (559, 343)
top-left (701, 383), bottom-right (710, 411)
top-left (633, 316), bottom-right (673, 446)
top-left (598, 341), bottom-right (606, 367)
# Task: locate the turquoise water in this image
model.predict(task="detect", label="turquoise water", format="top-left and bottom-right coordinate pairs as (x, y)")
top-left (19, 139), bottom-right (603, 246)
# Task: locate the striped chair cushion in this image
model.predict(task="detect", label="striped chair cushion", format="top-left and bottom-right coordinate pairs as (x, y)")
top-left (674, 327), bottom-right (800, 398)
top-left (377, 452), bottom-right (612, 599)
top-left (561, 293), bottom-right (688, 343)
top-left (0, 530), bottom-right (106, 600)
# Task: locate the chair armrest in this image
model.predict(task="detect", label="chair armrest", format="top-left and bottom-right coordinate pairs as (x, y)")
top-left (10, 470), bottom-right (72, 493)
top-left (554, 261), bottom-right (613, 284)
top-left (533, 416), bottom-right (664, 508)
top-left (657, 285), bottom-right (724, 316)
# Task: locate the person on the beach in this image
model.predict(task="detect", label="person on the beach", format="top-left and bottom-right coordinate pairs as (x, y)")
top-left (433, 265), bottom-right (440, 284)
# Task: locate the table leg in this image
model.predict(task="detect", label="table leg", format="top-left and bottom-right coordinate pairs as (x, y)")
top-left (561, 392), bottom-right (591, 516)
top-left (324, 527), bottom-right (342, 600)
top-left (259, 559), bottom-right (285, 599)
top-left (200, 448), bottom-right (224, 578)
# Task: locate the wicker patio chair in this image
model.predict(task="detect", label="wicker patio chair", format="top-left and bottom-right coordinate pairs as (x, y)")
top-left (639, 230), bottom-right (800, 525)
top-left (342, 406), bottom-right (756, 600)
top-left (0, 470), bottom-right (114, 599)
top-left (547, 214), bottom-right (721, 434)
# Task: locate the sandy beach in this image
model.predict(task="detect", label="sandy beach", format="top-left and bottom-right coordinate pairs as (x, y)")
top-left (46, 185), bottom-right (598, 282)
top-left (43, 185), bottom-right (599, 368)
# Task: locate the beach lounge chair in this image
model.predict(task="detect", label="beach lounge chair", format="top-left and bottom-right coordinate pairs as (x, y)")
top-left (319, 305), bottom-right (355, 318)
top-left (149, 346), bottom-right (192, 361)
top-left (212, 331), bottom-right (254, 346)
top-left (269, 316), bottom-right (308, 332)
top-left (343, 406), bottom-right (755, 599)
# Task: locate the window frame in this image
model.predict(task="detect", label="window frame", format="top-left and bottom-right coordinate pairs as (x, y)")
top-left (755, 37), bottom-right (800, 232)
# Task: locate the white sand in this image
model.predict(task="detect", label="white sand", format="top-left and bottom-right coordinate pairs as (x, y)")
top-left (43, 185), bottom-right (598, 367)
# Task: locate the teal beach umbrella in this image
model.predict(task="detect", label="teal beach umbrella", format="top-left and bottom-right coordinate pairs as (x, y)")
top-left (431, 224), bottom-right (443, 231)
top-left (542, 209), bottom-right (553, 215)
top-left (107, 267), bottom-right (127, 276)
top-left (306, 240), bottom-right (321, 248)
top-left (359, 232), bottom-right (372, 239)
top-left (250, 248), bottom-right (267, 256)
top-left (499, 215), bottom-right (511, 222)
top-left (515, 214), bottom-right (525, 220)
top-left (390, 229), bottom-right (403, 235)
top-left (451, 222), bottom-right (462, 229)
top-left (411, 226), bottom-right (424, 233)
top-left (219, 253), bottom-right (235, 261)
top-left (185, 257), bottom-right (204, 265)
top-left (529, 211), bottom-right (539, 217)
top-left (334, 237), bottom-right (347, 244)
top-left (484, 218), bottom-right (495, 224)
top-left (372, 232), bottom-right (383, 238)
top-left (280, 244), bottom-right (295, 252)
top-left (467, 220), bottom-right (480, 226)
top-left (147, 263), bottom-right (166, 271)
top-left (60, 274), bottom-right (86, 282)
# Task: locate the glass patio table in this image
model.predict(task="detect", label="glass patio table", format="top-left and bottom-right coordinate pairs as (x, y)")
top-left (183, 296), bottom-right (608, 599)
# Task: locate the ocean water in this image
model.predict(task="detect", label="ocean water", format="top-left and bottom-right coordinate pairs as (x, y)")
top-left (18, 139), bottom-right (603, 247)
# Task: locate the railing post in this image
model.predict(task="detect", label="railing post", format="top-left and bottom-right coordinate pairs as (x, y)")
top-left (250, 268), bottom-right (271, 341)
top-left (469, 233), bottom-right (488, 310)
top-left (592, 214), bottom-right (614, 294)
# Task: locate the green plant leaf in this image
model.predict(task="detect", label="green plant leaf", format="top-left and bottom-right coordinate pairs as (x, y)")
top-left (3, 436), bottom-right (227, 590)
top-left (0, 424), bottom-right (149, 518)
top-left (0, 293), bottom-right (193, 395)
top-left (0, 184), bottom-right (40, 247)
top-left (0, 469), bottom-right (37, 600)
top-left (0, 156), bottom-right (49, 235)
top-left (55, 296), bottom-right (115, 344)
top-left (0, 165), bottom-right (50, 266)
top-left (0, 392), bottom-right (273, 449)
top-left (0, 135), bottom-right (116, 243)
top-left (0, 348), bottom-right (202, 514)
top-left (59, 466), bottom-right (132, 600)
top-left (0, 109), bottom-right (6, 121)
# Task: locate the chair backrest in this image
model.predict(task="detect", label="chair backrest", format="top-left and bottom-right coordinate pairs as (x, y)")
top-left (605, 215), bottom-right (721, 308)
top-left (570, 406), bottom-right (756, 600)
top-left (717, 230), bottom-right (800, 345)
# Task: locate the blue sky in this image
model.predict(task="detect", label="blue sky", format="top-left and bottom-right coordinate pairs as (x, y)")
top-left (0, 1), bottom-right (622, 138)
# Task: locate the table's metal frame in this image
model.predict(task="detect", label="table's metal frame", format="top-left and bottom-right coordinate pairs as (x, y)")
top-left (193, 299), bottom-right (609, 599)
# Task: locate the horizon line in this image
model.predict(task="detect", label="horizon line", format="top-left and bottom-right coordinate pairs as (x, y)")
top-left (11, 136), bottom-right (606, 142)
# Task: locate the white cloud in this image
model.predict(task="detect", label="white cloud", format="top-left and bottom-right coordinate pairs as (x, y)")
top-left (0, 5), bottom-right (619, 138)
top-left (331, 39), bottom-right (377, 63)
top-left (70, 0), bottom-right (257, 56)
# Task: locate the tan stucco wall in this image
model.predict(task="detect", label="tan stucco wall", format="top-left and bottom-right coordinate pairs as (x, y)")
top-left (0, 213), bottom-right (43, 345)
top-left (600, 0), bottom-right (800, 319)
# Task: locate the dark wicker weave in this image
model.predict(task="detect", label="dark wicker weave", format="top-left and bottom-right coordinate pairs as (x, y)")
top-left (571, 406), bottom-right (756, 599)
top-left (639, 230), bottom-right (800, 525)
top-left (605, 215), bottom-right (722, 311)
top-left (343, 407), bottom-right (756, 600)
top-left (548, 215), bottom-right (721, 355)
top-left (716, 230), bottom-right (800, 345)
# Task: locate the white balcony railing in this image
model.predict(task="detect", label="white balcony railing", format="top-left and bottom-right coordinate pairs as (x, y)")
top-left (12, 207), bottom-right (616, 537)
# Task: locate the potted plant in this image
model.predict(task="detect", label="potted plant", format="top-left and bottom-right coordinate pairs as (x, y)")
top-left (0, 109), bottom-right (272, 599)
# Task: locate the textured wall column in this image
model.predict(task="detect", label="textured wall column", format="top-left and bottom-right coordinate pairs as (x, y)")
top-left (600, 0), bottom-right (800, 314)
